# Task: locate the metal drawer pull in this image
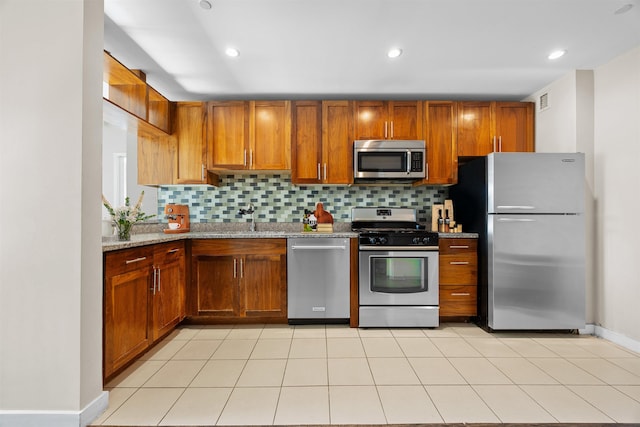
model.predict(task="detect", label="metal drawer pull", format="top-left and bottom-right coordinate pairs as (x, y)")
top-left (451, 292), bottom-right (471, 296)
top-left (449, 261), bottom-right (470, 265)
top-left (167, 249), bottom-right (180, 254)
top-left (449, 245), bottom-right (469, 249)
top-left (125, 257), bottom-right (147, 264)
top-left (233, 258), bottom-right (237, 278)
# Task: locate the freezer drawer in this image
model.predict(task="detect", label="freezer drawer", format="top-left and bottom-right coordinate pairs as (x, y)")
top-left (287, 238), bottom-right (350, 321)
top-left (488, 214), bottom-right (585, 330)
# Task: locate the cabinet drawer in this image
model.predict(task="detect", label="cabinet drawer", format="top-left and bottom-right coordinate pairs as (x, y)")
top-left (105, 247), bottom-right (153, 276)
top-left (439, 253), bottom-right (477, 285)
top-left (439, 285), bottom-right (477, 316)
top-left (153, 241), bottom-right (185, 265)
top-left (439, 238), bottom-right (477, 255)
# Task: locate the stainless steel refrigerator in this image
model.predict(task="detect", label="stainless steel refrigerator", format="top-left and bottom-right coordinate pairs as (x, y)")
top-left (450, 153), bottom-right (585, 330)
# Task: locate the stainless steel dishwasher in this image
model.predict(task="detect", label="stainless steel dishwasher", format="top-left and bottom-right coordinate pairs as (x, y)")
top-left (287, 237), bottom-right (350, 323)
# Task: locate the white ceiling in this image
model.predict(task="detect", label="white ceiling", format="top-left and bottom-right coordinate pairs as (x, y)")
top-left (104, 0), bottom-right (640, 102)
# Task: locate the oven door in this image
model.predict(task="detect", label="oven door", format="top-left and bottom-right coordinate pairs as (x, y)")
top-left (359, 250), bottom-right (439, 306)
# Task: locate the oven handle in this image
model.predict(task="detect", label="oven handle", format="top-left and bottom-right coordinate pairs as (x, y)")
top-left (359, 246), bottom-right (439, 251)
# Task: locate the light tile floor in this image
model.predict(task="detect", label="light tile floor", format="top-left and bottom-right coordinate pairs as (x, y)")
top-left (91, 323), bottom-right (640, 426)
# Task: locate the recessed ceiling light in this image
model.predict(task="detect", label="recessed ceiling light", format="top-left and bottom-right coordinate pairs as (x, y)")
top-left (614, 3), bottom-right (633, 14)
top-left (225, 47), bottom-right (240, 57)
top-left (548, 49), bottom-right (567, 60)
top-left (387, 48), bottom-right (403, 59)
top-left (199, 0), bottom-right (212, 10)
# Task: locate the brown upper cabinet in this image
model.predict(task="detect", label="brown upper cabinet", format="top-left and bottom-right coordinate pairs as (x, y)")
top-left (417, 101), bottom-right (458, 185)
top-left (355, 101), bottom-right (422, 140)
top-left (207, 101), bottom-right (250, 169)
top-left (103, 51), bottom-right (172, 134)
top-left (457, 101), bottom-right (534, 156)
top-left (291, 100), bottom-right (353, 184)
top-left (174, 102), bottom-right (218, 185)
top-left (208, 100), bottom-right (291, 171)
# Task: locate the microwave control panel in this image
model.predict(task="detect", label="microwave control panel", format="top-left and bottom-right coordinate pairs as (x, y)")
top-left (411, 152), bottom-right (424, 171)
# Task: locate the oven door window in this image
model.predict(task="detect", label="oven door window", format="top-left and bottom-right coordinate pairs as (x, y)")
top-left (370, 256), bottom-right (427, 293)
top-left (358, 152), bottom-right (407, 172)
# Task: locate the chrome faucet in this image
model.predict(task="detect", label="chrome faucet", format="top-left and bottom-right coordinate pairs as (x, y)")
top-left (238, 203), bottom-right (256, 232)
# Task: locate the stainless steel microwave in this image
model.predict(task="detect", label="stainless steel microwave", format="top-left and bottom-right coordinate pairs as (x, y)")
top-left (354, 140), bottom-right (426, 181)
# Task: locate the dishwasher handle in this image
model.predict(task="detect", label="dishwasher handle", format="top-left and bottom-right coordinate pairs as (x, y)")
top-left (290, 245), bottom-right (347, 250)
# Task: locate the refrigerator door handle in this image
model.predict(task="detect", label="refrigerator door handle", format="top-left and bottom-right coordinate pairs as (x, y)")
top-left (498, 218), bottom-right (535, 222)
top-left (497, 205), bottom-right (536, 210)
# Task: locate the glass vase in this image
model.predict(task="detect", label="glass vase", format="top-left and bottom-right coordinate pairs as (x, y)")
top-left (115, 222), bottom-right (132, 241)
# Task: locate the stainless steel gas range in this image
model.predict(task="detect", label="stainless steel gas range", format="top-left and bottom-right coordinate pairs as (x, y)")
top-left (352, 208), bottom-right (439, 328)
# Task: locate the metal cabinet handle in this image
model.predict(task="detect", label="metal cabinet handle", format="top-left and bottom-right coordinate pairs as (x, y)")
top-left (125, 257), bottom-right (147, 264)
top-left (323, 163), bottom-right (327, 180)
top-left (157, 267), bottom-right (161, 293)
top-left (390, 121), bottom-right (394, 138)
top-left (449, 245), bottom-right (469, 249)
top-left (492, 136), bottom-right (496, 152)
top-left (152, 267), bottom-right (157, 295)
top-left (451, 292), bottom-right (471, 296)
top-left (167, 248), bottom-right (180, 254)
top-left (240, 258), bottom-right (244, 279)
top-left (425, 163), bottom-right (429, 181)
top-left (244, 149), bottom-right (247, 166)
top-left (450, 261), bottom-right (470, 265)
top-left (317, 163), bottom-right (321, 180)
top-left (384, 121), bottom-right (388, 139)
top-left (233, 258), bottom-right (237, 278)
top-left (499, 136), bottom-right (502, 152)
top-left (250, 150), bottom-right (253, 168)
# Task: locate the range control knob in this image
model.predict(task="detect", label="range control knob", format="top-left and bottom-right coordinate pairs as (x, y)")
top-left (367, 237), bottom-right (378, 245)
top-left (378, 236), bottom-right (388, 245)
top-left (412, 237), bottom-right (421, 245)
top-left (422, 237), bottom-right (432, 245)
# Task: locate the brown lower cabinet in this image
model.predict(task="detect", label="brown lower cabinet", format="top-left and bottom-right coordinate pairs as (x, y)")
top-left (103, 241), bottom-right (186, 381)
top-left (189, 239), bottom-right (287, 322)
top-left (439, 238), bottom-right (478, 317)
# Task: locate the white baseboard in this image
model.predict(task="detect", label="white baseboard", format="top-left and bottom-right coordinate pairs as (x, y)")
top-left (582, 323), bottom-right (640, 354)
top-left (0, 390), bottom-right (108, 427)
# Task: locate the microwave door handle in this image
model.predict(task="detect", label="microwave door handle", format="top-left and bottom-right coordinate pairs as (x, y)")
top-left (406, 150), bottom-right (411, 174)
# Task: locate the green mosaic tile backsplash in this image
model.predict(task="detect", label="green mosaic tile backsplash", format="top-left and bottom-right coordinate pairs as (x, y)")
top-left (157, 174), bottom-right (448, 224)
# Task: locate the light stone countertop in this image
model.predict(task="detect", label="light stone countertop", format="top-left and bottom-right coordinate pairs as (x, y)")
top-left (102, 222), bottom-right (478, 252)
top-left (102, 222), bottom-right (358, 252)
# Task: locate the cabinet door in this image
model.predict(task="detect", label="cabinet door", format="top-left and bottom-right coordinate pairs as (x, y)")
top-left (250, 100), bottom-right (291, 170)
top-left (389, 101), bottom-right (422, 140)
top-left (457, 101), bottom-right (493, 157)
top-left (354, 101), bottom-right (387, 140)
top-left (174, 102), bottom-right (209, 183)
top-left (151, 243), bottom-right (185, 341)
top-left (241, 253), bottom-right (287, 318)
top-left (192, 254), bottom-right (240, 317)
top-left (422, 101), bottom-right (457, 184)
top-left (137, 127), bottom-right (176, 185)
top-left (208, 101), bottom-right (250, 169)
top-left (322, 100), bottom-right (353, 184)
top-left (494, 102), bottom-right (534, 153)
top-left (104, 254), bottom-right (152, 378)
top-left (291, 101), bottom-right (322, 184)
